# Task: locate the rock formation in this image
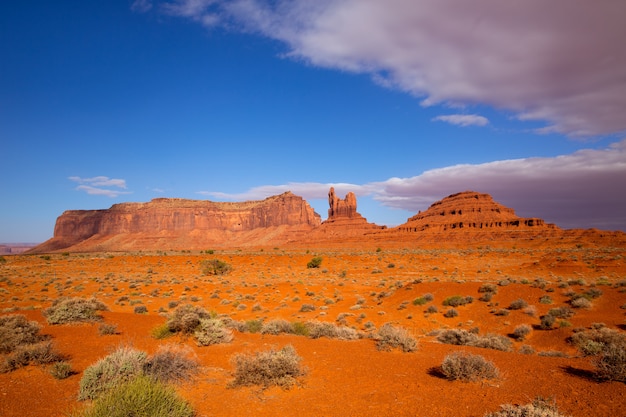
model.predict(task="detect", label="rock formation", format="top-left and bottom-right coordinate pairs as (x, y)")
top-left (328, 187), bottom-right (358, 219)
top-left (394, 191), bottom-right (558, 239)
top-left (33, 192), bottom-right (321, 252)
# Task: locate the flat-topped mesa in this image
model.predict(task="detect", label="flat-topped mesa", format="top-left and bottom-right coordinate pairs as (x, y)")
top-left (397, 191), bottom-right (557, 233)
top-left (34, 192), bottom-right (321, 252)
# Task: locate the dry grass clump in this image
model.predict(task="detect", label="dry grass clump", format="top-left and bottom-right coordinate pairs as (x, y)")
top-left (50, 361), bottom-right (74, 379)
top-left (43, 297), bottom-right (108, 324)
top-left (200, 258), bottom-right (232, 276)
top-left (194, 318), bottom-right (234, 346)
top-left (375, 323), bottom-right (418, 352)
top-left (569, 325), bottom-right (626, 381)
top-left (441, 351), bottom-right (499, 382)
top-left (437, 329), bottom-right (511, 351)
top-left (230, 345), bottom-right (305, 389)
top-left (71, 375), bottom-right (194, 417)
top-left (1, 341), bottom-right (64, 373)
top-left (508, 298), bottom-right (528, 310)
top-left (79, 344), bottom-right (200, 401)
top-left (306, 320), bottom-right (360, 340)
top-left (142, 345), bottom-right (199, 384)
top-left (261, 319), bottom-right (294, 335)
top-left (484, 397), bottom-right (570, 417)
top-left (0, 314), bottom-right (45, 353)
top-left (512, 324), bottom-right (532, 341)
top-left (442, 295), bottom-right (473, 307)
top-left (166, 304), bottom-right (213, 334)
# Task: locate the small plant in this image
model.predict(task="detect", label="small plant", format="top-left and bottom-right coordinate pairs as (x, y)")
top-left (444, 308), bottom-right (459, 318)
top-left (43, 297), bottom-right (108, 324)
top-left (539, 295), bottom-right (553, 304)
top-left (437, 329), bottom-right (511, 352)
top-left (230, 345), bottom-right (305, 389)
top-left (261, 319), bottom-right (294, 335)
top-left (50, 361), bottom-right (73, 379)
top-left (142, 344), bottom-right (199, 384)
top-left (133, 305), bottom-right (148, 314)
top-left (79, 346), bottom-right (147, 400)
top-left (443, 295), bottom-right (473, 307)
top-left (194, 318), bottom-right (234, 346)
top-left (166, 304), bottom-right (213, 334)
top-left (484, 397), bottom-right (570, 417)
top-left (306, 256), bottom-right (323, 269)
top-left (72, 374), bottom-right (194, 417)
top-left (512, 324), bottom-right (532, 341)
top-left (441, 351), bottom-right (499, 382)
top-left (151, 323), bottom-right (174, 339)
top-left (508, 298), bottom-right (528, 310)
top-left (306, 320), bottom-right (359, 340)
top-left (1, 341), bottom-right (64, 373)
top-left (0, 314), bottom-right (45, 353)
top-left (300, 304), bottom-right (316, 312)
top-left (98, 323), bottom-right (118, 336)
top-left (375, 324), bottom-right (417, 352)
top-left (200, 258), bottom-right (232, 276)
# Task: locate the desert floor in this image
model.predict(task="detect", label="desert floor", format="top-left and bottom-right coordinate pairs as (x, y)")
top-left (1, 242), bottom-right (625, 416)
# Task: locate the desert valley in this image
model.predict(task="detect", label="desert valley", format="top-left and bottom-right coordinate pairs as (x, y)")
top-left (1, 189), bottom-right (625, 417)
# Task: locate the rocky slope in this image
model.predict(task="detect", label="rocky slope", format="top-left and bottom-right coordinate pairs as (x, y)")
top-left (32, 192), bottom-right (321, 252)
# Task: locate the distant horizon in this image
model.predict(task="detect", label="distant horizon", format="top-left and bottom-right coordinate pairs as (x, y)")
top-left (2, 1), bottom-right (625, 242)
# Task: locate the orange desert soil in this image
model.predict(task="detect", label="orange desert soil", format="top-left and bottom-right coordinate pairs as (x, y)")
top-left (1, 243), bottom-right (625, 416)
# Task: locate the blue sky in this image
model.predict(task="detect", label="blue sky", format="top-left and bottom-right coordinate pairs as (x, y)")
top-left (2, 0), bottom-right (626, 243)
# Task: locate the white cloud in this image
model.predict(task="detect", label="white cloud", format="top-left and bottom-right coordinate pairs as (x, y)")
top-left (69, 176), bottom-right (131, 198)
top-left (202, 139), bottom-right (626, 231)
top-left (131, 0), bottom-right (153, 13)
top-left (152, 0), bottom-right (626, 137)
top-left (433, 114), bottom-right (489, 127)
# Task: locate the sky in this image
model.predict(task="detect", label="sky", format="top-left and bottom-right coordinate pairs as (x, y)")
top-left (1, 0), bottom-right (626, 243)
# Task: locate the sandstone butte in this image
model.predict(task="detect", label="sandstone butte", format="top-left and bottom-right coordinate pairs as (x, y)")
top-left (29, 189), bottom-right (626, 253)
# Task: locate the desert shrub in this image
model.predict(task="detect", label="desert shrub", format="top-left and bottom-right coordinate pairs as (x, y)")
top-left (300, 304), bottom-right (316, 312)
top-left (484, 397), bottom-right (570, 417)
top-left (166, 304), bottom-right (213, 334)
top-left (593, 342), bottom-right (626, 382)
top-left (441, 351), bottom-right (499, 382)
top-left (570, 297), bottom-right (592, 309)
top-left (519, 345), bottom-right (535, 355)
top-left (292, 321), bottom-right (309, 336)
top-left (443, 295), bottom-right (473, 307)
top-left (472, 334), bottom-right (512, 351)
top-left (412, 296), bottom-right (428, 306)
top-left (539, 295), bottom-right (553, 304)
top-left (437, 329), bottom-right (511, 351)
top-left (151, 323), bottom-right (174, 339)
top-left (479, 292), bottom-right (494, 302)
top-left (1, 341), bottom-right (64, 373)
top-left (98, 323), bottom-right (118, 336)
top-left (133, 305), bottom-right (148, 314)
top-left (425, 305), bottom-right (438, 314)
top-left (200, 258), bottom-right (232, 276)
top-left (494, 309), bottom-right (510, 316)
top-left (306, 256), bottom-right (323, 269)
top-left (71, 374), bottom-right (194, 417)
top-left (422, 293), bottom-right (434, 302)
top-left (584, 288), bottom-right (603, 299)
top-left (508, 298), bottom-right (528, 310)
top-left (0, 314), bottom-right (44, 353)
top-left (569, 327), bottom-right (626, 356)
top-left (261, 319), bottom-right (294, 335)
top-left (512, 324), bottom-right (532, 341)
top-left (547, 306), bottom-right (574, 319)
top-left (243, 319), bottom-right (263, 333)
top-left (437, 329), bottom-right (479, 346)
top-left (79, 346), bottom-right (147, 400)
top-left (444, 308), bottom-right (459, 318)
top-left (194, 318), bottom-right (234, 346)
top-left (540, 314), bottom-right (556, 330)
top-left (143, 345), bottom-right (199, 384)
top-left (50, 361), bottom-right (73, 379)
top-left (306, 320), bottom-right (359, 340)
top-left (375, 324), bottom-right (418, 352)
top-left (478, 283), bottom-right (498, 294)
top-left (0, 255), bottom-right (5, 263)
top-left (43, 297), bottom-right (108, 324)
top-left (230, 345), bottom-right (305, 389)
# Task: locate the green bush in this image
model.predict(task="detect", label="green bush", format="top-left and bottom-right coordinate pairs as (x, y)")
top-left (437, 329), bottom-right (511, 352)
top-left (71, 375), bottom-right (193, 417)
top-left (98, 323), bottom-right (119, 336)
top-left (443, 295), bottom-right (473, 307)
top-left (0, 314), bottom-right (44, 354)
top-left (43, 297), bottom-right (108, 324)
top-left (230, 345), bottom-right (305, 389)
top-left (50, 361), bottom-right (73, 379)
top-left (375, 324), bottom-right (417, 352)
top-left (306, 256), bottom-right (323, 269)
top-left (79, 346), bottom-right (147, 400)
top-left (200, 258), bottom-right (232, 276)
top-left (441, 351), bottom-right (499, 382)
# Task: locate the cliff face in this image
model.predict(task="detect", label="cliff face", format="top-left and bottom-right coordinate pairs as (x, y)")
top-left (38, 192), bottom-right (321, 252)
top-left (396, 191), bottom-right (556, 233)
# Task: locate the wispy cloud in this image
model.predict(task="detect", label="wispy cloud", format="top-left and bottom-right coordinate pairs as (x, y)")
top-left (147, 0), bottom-right (626, 137)
top-left (433, 114), bottom-right (489, 127)
top-left (200, 140), bottom-right (626, 231)
top-left (131, 0), bottom-right (153, 13)
top-left (69, 176), bottom-right (131, 198)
